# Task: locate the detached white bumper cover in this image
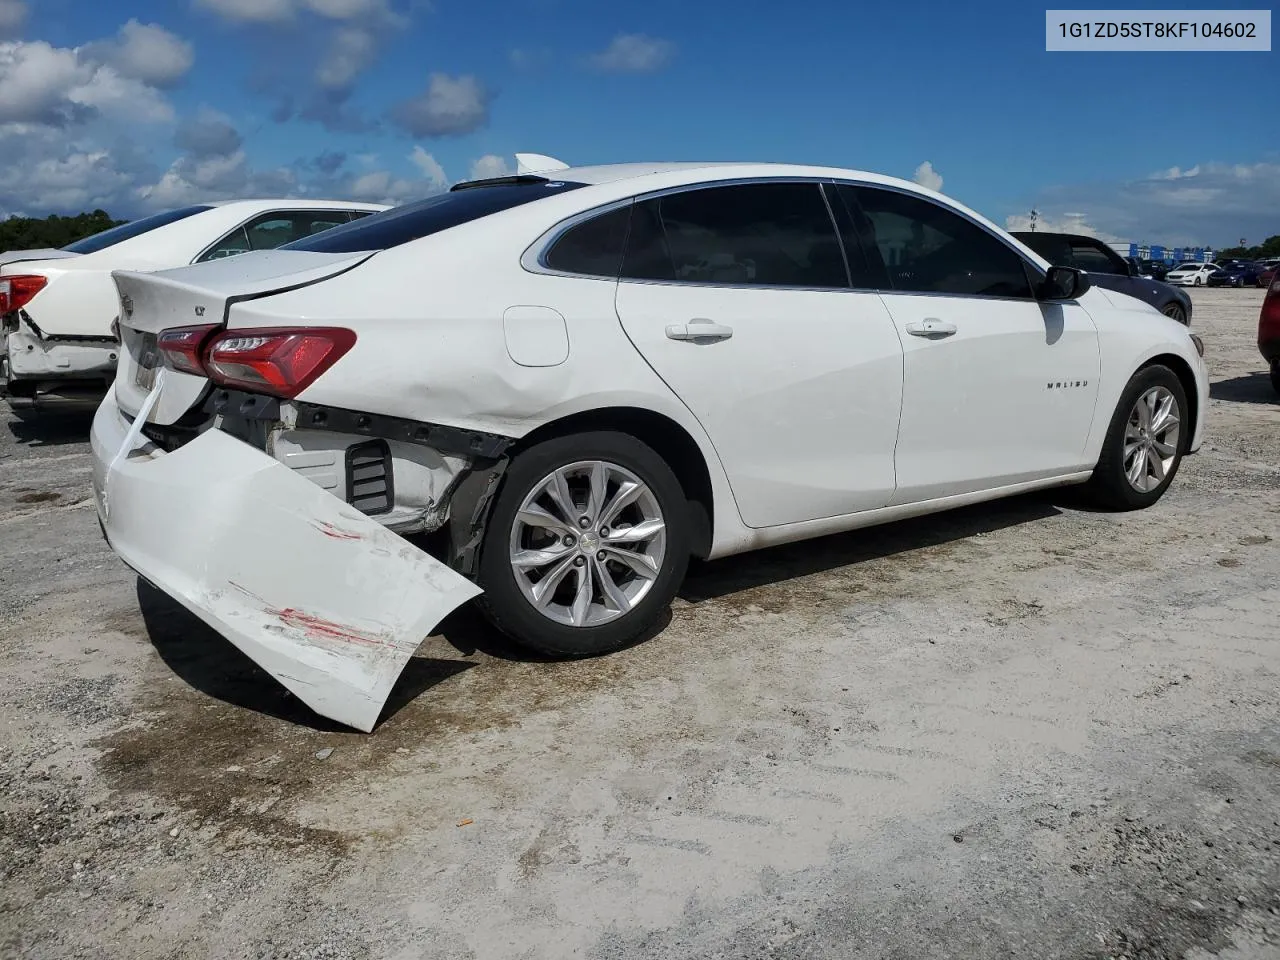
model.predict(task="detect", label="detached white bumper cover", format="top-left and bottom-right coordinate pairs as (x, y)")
top-left (90, 382), bottom-right (481, 732)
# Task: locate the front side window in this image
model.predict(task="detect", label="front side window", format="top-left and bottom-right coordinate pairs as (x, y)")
top-left (620, 182), bottom-right (848, 288)
top-left (1010, 231), bottom-right (1073, 267)
top-left (1069, 240), bottom-right (1128, 275)
top-left (62, 204), bottom-right (213, 254)
top-left (843, 186), bottom-right (1033, 298)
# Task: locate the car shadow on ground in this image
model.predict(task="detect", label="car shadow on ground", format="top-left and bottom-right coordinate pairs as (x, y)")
top-left (134, 492), bottom-right (1067, 724)
top-left (135, 580), bottom-right (475, 732)
top-left (678, 492), bottom-right (1064, 603)
top-left (4, 407), bottom-right (96, 446)
top-left (1211, 372), bottom-right (1277, 405)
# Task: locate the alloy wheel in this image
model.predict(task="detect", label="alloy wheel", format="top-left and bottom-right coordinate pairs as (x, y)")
top-left (508, 460), bottom-right (667, 627)
top-left (1123, 386), bottom-right (1181, 493)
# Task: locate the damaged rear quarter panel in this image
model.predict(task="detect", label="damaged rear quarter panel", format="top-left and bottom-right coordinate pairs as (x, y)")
top-left (218, 201), bottom-right (745, 554)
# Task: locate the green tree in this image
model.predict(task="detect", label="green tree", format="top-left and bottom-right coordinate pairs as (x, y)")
top-left (0, 210), bottom-right (127, 252)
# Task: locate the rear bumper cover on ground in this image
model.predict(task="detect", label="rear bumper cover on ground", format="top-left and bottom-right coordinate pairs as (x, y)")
top-left (90, 383), bottom-right (481, 732)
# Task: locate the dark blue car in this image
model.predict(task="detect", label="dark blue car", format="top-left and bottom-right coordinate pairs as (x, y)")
top-left (1206, 261), bottom-right (1264, 287)
top-left (1011, 231), bottom-right (1193, 325)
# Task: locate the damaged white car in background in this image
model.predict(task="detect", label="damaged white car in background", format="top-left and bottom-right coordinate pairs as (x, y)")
top-left (92, 155), bottom-right (1209, 732)
top-left (2, 199), bottom-right (386, 411)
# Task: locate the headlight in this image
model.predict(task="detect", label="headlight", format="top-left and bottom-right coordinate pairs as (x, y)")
top-left (1190, 333), bottom-right (1204, 357)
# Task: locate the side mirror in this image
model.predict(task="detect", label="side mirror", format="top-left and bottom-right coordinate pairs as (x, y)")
top-left (1037, 265), bottom-right (1091, 301)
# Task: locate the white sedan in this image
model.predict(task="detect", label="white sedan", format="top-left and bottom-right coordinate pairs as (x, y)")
top-left (1, 199), bottom-right (387, 408)
top-left (91, 157), bottom-right (1208, 731)
top-left (1164, 261), bottom-right (1219, 286)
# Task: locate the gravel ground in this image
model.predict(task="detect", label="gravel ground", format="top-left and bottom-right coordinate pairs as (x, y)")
top-left (1, 287), bottom-right (1277, 960)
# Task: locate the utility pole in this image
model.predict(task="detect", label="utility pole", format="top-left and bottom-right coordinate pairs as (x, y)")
top-left (1030, 209), bottom-right (1039, 232)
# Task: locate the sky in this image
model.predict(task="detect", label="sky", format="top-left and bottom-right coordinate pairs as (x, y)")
top-left (0, 0), bottom-right (1275, 247)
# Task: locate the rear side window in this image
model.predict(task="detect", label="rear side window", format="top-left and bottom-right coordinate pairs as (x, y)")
top-left (845, 186), bottom-right (1032, 298)
top-left (62, 204), bottom-right (213, 254)
top-left (544, 206), bottom-right (631, 278)
top-left (621, 183), bottom-right (848, 288)
top-left (284, 180), bottom-right (587, 254)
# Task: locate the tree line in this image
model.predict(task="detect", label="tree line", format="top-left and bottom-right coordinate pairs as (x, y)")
top-left (0, 210), bottom-right (126, 252)
top-left (1212, 235), bottom-right (1280, 261)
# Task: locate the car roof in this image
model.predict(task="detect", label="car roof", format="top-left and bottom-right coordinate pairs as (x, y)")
top-left (200, 198), bottom-right (388, 211)
top-left (552, 161), bottom-right (943, 196)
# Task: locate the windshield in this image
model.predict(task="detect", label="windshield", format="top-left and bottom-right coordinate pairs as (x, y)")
top-left (283, 179), bottom-right (588, 254)
top-left (62, 205), bottom-right (213, 254)
top-left (1174, 262), bottom-right (1201, 270)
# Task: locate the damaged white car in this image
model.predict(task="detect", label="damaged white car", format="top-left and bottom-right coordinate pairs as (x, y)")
top-left (2, 200), bottom-right (386, 410)
top-left (91, 157), bottom-right (1209, 731)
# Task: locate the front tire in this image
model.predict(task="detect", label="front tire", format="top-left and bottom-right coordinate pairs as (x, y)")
top-left (1161, 302), bottom-right (1186, 325)
top-left (476, 431), bottom-right (690, 657)
top-left (1087, 365), bottom-right (1188, 510)
top-left (1271, 361), bottom-right (1280, 397)
top-left (1194, 276), bottom-right (1203, 286)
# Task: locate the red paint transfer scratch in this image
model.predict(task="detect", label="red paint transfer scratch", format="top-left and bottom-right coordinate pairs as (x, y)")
top-left (313, 520), bottom-right (364, 541)
top-left (227, 581), bottom-right (393, 649)
top-left (274, 608), bottom-right (392, 648)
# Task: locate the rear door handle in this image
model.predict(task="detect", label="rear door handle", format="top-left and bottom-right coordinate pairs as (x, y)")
top-left (904, 317), bottom-right (957, 338)
top-left (665, 318), bottom-right (734, 342)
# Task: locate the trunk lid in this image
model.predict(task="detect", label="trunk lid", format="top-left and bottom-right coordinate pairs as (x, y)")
top-left (0, 248), bottom-right (80, 269)
top-left (113, 250), bottom-right (373, 425)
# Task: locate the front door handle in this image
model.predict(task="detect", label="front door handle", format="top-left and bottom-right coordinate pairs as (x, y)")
top-left (904, 317), bottom-right (957, 338)
top-left (665, 318), bottom-right (734, 342)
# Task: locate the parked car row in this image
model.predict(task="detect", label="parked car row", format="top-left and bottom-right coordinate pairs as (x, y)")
top-left (63, 156), bottom-right (1209, 732)
top-left (0, 200), bottom-right (388, 408)
top-left (1011, 231), bottom-right (1193, 325)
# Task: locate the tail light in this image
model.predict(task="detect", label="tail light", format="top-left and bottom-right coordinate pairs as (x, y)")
top-left (158, 324), bottom-right (219, 375)
top-left (1261, 278), bottom-right (1280, 347)
top-left (0, 275), bottom-right (48, 314)
top-left (204, 327), bottom-right (357, 398)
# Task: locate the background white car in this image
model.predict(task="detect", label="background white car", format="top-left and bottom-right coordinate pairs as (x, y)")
top-left (1164, 261), bottom-right (1219, 286)
top-left (93, 159), bottom-right (1209, 731)
top-left (0, 199), bottom-right (387, 408)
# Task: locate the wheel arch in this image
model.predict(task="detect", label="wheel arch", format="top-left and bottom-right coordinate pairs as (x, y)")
top-left (1137, 352), bottom-right (1199, 452)
top-left (509, 406), bottom-right (716, 560)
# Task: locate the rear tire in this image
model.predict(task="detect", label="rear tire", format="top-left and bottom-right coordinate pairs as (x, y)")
top-left (1087, 365), bottom-right (1188, 510)
top-left (1194, 276), bottom-right (1203, 286)
top-left (1271, 361), bottom-right (1280, 398)
top-left (476, 431), bottom-right (690, 657)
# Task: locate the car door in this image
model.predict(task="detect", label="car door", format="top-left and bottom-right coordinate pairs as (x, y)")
top-left (611, 181), bottom-right (905, 528)
top-left (835, 184), bottom-right (1101, 504)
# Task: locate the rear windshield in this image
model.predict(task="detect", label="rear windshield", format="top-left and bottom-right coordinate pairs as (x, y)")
top-left (62, 204), bottom-right (213, 254)
top-left (282, 180), bottom-right (588, 254)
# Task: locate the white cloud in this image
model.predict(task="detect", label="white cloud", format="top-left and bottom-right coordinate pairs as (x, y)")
top-left (174, 107), bottom-right (242, 157)
top-left (196, 0), bottom-right (399, 23)
top-left (1007, 161), bottom-right (1280, 247)
top-left (0, 40), bottom-right (173, 127)
top-left (314, 24), bottom-right (376, 91)
top-left (0, 0), bottom-right (26, 36)
top-left (1003, 212), bottom-right (1125, 244)
top-left (1151, 164), bottom-right (1201, 181)
top-left (409, 146), bottom-right (447, 188)
top-left (80, 20), bottom-right (194, 89)
top-left (588, 33), bottom-right (673, 73)
top-left (468, 154), bottom-right (512, 181)
top-left (912, 161), bottom-right (943, 193)
top-left (392, 72), bottom-right (491, 137)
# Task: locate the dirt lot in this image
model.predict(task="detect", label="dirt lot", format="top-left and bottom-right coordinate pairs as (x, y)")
top-left (1, 287), bottom-right (1278, 960)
